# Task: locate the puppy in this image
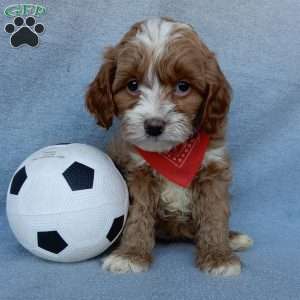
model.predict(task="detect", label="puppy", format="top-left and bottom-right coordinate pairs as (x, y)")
top-left (86, 17), bottom-right (252, 276)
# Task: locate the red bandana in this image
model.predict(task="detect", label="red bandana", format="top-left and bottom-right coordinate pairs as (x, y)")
top-left (135, 131), bottom-right (210, 188)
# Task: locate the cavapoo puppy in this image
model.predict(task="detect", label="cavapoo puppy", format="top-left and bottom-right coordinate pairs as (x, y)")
top-left (86, 17), bottom-right (252, 276)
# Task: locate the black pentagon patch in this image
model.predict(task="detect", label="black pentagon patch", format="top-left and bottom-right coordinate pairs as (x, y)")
top-left (10, 166), bottom-right (27, 195)
top-left (62, 161), bottom-right (94, 191)
top-left (106, 215), bottom-right (125, 242)
top-left (37, 231), bottom-right (68, 254)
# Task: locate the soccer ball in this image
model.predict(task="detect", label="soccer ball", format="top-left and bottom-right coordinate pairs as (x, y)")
top-left (6, 143), bottom-right (129, 262)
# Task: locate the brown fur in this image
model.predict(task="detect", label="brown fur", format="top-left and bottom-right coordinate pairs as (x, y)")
top-left (86, 18), bottom-right (251, 275)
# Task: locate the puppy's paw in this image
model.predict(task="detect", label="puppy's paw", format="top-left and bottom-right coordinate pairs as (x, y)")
top-left (197, 252), bottom-right (241, 277)
top-left (207, 260), bottom-right (241, 276)
top-left (102, 254), bottom-right (150, 273)
top-left (229, 231), bottom-right (253, 251)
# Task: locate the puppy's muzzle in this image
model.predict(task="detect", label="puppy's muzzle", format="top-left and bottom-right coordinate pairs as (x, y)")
top-left (144, 118), bottom-right (166, 137)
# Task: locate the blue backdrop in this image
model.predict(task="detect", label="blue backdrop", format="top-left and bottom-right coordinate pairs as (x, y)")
top-left (1, 1), bottom-right (300, 299)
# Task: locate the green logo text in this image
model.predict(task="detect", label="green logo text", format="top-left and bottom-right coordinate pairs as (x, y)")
top-left (4, 4), bottom-right (46, 17)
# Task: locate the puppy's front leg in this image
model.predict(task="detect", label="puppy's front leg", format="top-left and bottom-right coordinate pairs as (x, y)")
top-left (102, 168), bottom-right (159, 273)
top-left (191, 167), bottom-right (241, 276)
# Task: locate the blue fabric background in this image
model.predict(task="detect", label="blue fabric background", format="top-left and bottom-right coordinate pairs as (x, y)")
top-left (1, 0), bottom-right (300, 299)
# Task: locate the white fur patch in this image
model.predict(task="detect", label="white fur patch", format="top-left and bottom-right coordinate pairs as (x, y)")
top-left (102, 254), bottom-right (148, 273)
top-left (203, 146), bottom-right (226, 166)
top-left (135, 18), bottom-right (189, 84)
top-left (136, 18), bottom-right (189, 51)
top-left (136, 18), bottom-right (174, 83)
top-left (229, 234), bottom-right (253, 251)
top-left (136, 78), bottom-right (164, 118)
top-left (136, 18), bottom-right (174, 59)
top-left (208, 261), bottom-right (241, 277)
top-left (159, 180), bottom-right (192, 220)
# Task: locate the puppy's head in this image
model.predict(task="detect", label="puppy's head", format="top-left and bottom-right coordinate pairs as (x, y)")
top-left (86, 17), bottom-right (231, 152)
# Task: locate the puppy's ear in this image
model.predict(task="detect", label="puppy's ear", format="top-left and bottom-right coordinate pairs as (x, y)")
top-left (86, 47), bottom-right (116, 129)
top-left (201, 55), bottom-right (232, 136)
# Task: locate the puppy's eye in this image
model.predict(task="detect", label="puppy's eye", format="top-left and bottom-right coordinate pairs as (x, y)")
top-left (174, 81), bottom-right (191, 96)
top-left (127, 80), bottom-right (140, 95)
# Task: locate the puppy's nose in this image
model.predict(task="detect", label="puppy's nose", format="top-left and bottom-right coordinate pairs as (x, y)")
top-left (144, 118), bottom-right (166, 137)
